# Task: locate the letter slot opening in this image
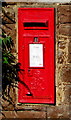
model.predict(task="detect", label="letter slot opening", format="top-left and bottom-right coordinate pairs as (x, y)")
top-left (23, 21), bottom-right (48, 29)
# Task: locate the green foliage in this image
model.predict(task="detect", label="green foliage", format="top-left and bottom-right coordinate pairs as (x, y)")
top-left (2, 33), bottom-right (22, 110)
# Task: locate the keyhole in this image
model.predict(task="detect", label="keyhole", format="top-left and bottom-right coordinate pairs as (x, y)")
top-left (34, 37), bottom-right (38, 42)
top-left (28, 69), bottom-right (30, 72)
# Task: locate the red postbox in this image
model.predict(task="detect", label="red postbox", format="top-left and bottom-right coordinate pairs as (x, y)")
top-left (18, 8), bottom-right (55, 104)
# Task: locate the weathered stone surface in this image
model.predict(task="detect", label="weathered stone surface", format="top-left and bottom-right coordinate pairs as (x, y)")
top-left (58, 5), bottom-right (71, 14)
top-left (68, 39), bottom-right (71, 63)
top-left (47, 106), bottom-right (59, 118)
top-left (60, 14), bottom-right (71, 24)
top-left (16, 104), bottom-right (46, 111)
top-left (2, 6), bottom-right (15, 24)
top-left (0, 115), bottom-right (2, 120)
top-left (58, 50), bottom-right (65, 64)
top-left (46, 104), bottom-right (70, 118)
top-left (58, 5), bottom-right (71, 23)
top-left (17, 111), bottom-right (46, 118)
top-left (2, 24), bottom-right (16, 43)
top-left (2, 87), bottom-right (16, 111)
top-left (60, 105), bottom-right (70, 118)
top-left (58, 40), bottom-right (66, 49)
top-left (56, 86), bottom-right (62, 104)
top-left (2, 111), bottom-right (46, 118)
top-left (58, 36), bottom-right (68, 41)
top-left (61, 64), bottom-right (71, 82)
top-left (62, 85), bottom-right (71, 104)
top-left (47, 105), bottom-right (70, 118)
top-left (59, 24), bottom-right (71, 36)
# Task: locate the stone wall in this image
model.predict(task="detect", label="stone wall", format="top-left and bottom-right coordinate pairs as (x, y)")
top-left (1, 2), bottom-right (71, 119)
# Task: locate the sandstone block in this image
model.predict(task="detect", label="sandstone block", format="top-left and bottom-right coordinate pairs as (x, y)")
top-left (58, 5), bottom-right (71, 23)
top-left (61, 64), bottom-right (71, 82)
top-left (2, 6), bottom-right (15, 24)
top-left (2, 111), bottom-right (46, 118)
top-left (58, 5), bottom-right (71, 14)
top-left (63, 85), bottom-right (71, 104)
top-left (58, 50), bottom-right (64, 64)
top-left (2, 87), bottom-right (16, 111)
top-left (2, 24), bottom-right (16, 43)
top-left (68, 39), bottom-right (71, 63)
top-left (47, 106), bottom-right (59, 118)
top-left (16, 104), bottom-right (46, 111)
top-left (58, 40), bottom-right (66, 49)
top-left (47, 105), bottom-right (70, 119)
top-left (60, 14), bottom-right (71, 24)
top-left (59, 24), bottom-right (71, 36)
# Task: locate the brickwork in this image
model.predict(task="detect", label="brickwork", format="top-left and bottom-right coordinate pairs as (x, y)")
top-left (1, 2), bottom-right (71, 119)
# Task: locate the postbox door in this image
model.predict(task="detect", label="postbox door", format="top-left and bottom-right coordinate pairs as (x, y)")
top-left (18, 8), bottom-right (54, 104)
top-left (18, 36), bottom-right (54, 104)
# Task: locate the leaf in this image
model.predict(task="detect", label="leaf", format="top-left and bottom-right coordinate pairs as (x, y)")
top-left (3, 57), bottom-right (9, 64)
top-left (2, 33), bottom-right (23, 111)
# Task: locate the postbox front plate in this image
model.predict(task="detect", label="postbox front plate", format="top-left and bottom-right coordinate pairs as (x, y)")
top-left (18, 8), bottom-right (55, 104)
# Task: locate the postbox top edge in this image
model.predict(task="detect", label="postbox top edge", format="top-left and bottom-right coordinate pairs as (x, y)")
top-left (18, 8), bottom-right (54, 11)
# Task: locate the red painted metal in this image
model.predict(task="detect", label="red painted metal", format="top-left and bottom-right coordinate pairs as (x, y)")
top-left (18, 8), bottom-right (55, 104)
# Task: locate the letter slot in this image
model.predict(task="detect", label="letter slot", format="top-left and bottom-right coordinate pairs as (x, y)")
top-left (23, 20), bottom-right (48, 29)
